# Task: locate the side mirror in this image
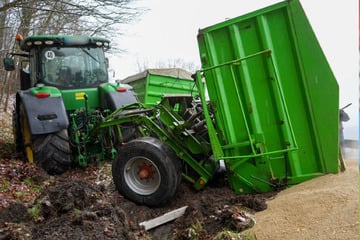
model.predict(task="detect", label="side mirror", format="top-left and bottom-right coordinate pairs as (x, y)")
top-left (3, 58), bottom-right (15, 71)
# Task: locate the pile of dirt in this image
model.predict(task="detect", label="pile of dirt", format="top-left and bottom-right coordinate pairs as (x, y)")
top-left (0, 159), bottom-right (270, 239)
top-left (31, 179), bottom-right (145, 240)
top-left (139, 181), bottom-right (269, 239)
top-left (0, 175), bottom-right (149, 240)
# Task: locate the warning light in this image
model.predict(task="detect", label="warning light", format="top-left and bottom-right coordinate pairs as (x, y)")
top-left (16, 34), bottom-right (23, 41)
top-left (117, 87), bottom-right (127, 92)
top-left (35, 92), bottom-right (50, 98)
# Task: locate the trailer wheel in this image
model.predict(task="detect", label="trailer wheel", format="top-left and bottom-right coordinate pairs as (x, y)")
top-left (112, 137), bottom-right (181, 206)
top-left (20, 104), bottom-right (72, 175)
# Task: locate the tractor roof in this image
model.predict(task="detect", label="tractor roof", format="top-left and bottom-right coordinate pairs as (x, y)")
top-left (20, 35), bottom-right (110, 52)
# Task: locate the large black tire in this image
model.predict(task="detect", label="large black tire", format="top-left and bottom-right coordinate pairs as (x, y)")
top-left (19, 104), bottom-right (72, 175)
top-left (112, 137), bottom-right (182, 206)
top-left (31, 130), bottom-right (72, 174)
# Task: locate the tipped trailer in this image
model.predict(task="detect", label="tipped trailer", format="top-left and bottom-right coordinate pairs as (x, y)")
top-left (110, 0), bottom-right (340, 206)
top-left (195, 0), bottom-right (339, 194)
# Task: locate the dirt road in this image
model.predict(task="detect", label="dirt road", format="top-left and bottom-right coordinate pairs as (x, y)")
top-left (252, 148), bottom-right (359, 240)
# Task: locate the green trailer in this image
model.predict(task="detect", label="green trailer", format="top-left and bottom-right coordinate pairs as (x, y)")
top-left (196, 0), bottom-right (339, 194)
top-left (108, 0), bottom-right (340, 206)
top-left (121, 68), bottom-right (198, 106)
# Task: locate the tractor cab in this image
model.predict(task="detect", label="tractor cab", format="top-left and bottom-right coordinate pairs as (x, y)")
top-left (5, 35), bottom-right (110, 90)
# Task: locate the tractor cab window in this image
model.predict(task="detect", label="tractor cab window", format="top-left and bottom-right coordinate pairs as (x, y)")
top-left (41, 47), bottom-right (108, 88)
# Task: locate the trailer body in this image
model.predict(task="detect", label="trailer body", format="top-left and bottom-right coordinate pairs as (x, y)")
top-left (196, 0), bottom-right (339, 193)
top-left (122, 68), bottom-right (197, 106)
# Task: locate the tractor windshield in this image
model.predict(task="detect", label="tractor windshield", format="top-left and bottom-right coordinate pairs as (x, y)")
top-left (41, 47), bottom-right (108, 88)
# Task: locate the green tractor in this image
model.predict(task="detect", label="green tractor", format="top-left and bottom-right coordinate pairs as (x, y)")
top-left (4, 34), bottom-right (138, 175)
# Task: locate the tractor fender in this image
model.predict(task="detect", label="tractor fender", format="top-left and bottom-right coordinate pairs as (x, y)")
top-left (17, 90), bottom-right (69, 135)
top-left (99, 83), bottom-right (138, 110)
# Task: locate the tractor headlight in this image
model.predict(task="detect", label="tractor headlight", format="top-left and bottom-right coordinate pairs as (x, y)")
top-left (45, 40), bottom-right (54, 45)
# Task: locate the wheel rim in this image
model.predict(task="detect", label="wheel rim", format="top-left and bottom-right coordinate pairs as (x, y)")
top-left (124, 156), bottom-right (161, 195)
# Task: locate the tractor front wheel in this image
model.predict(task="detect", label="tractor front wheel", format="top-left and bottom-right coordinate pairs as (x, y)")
top-left (20, 105), bottom-right (72, 175)
top-left (112, 137), bottom-right (181, 206)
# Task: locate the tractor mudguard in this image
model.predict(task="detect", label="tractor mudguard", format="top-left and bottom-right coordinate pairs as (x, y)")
top-left (99, 83), bottom-right (138, 110)
top-left (106, 91), bottom-right (138, 110)
top-left (17, 90), bottom-right (69, 135)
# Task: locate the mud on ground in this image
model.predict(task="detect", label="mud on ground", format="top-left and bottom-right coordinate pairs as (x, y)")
top-left (0, 110), bottom-right (269, 240)
top-left (0, 159), bottom-right (270, 240)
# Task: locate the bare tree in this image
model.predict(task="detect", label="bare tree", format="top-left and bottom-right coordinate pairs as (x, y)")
top-left (136, 57), bottom-right (200, 74)
top-left (0, 0), bottom-right (145, 110)
top-left (0, 0), bottom-right (144, 50)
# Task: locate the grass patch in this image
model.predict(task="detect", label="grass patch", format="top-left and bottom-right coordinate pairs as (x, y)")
top-left (0, 179), bottom-right (9, 192)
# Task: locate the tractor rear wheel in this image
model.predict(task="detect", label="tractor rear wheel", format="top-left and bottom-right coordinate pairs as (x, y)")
top-left (20, 104), bottom-right (72, 175)
top-left (31, 130), bottom-right (72, 174)
top-left (112, 137), bottom-right (181, 206)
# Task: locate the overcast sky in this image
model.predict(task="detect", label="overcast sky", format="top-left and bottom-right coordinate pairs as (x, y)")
top-left (109, 0), bottom-right (358, 139)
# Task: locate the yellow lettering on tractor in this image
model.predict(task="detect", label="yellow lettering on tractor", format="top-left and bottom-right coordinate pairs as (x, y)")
top-left (75, 92), bottom-right (85, 100)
